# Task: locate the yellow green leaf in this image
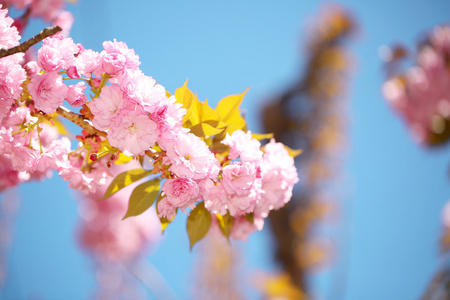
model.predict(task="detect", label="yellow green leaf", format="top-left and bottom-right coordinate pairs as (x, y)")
top-left (216, 213), bottom-right (234, 240)
top-left (99, 168), bottom-right (151, 201)
top-left (244, 212), bottom-right (254, 224)
top-left (187, 202), bottom-right (211, 250)
top-left (252, 132), bottom-right (274, 140)
top-left (115, 153), bottom-right (133, 164)
top-left (123, 179), bottom-right (160, 219)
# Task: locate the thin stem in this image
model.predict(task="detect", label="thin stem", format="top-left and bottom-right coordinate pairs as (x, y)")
top-left (0, 26), bottom-right (62, 59)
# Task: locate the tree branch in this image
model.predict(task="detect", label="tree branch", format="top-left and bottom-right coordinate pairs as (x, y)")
top-left (0, 26), bottom-right (62, 59)
top-left (56, 106), bottom-right (107, 137)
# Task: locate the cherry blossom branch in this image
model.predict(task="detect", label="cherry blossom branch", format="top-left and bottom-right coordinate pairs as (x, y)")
top-left (0, 26), bottom-right (62, 59)
top-left (56, 106), bottom-right (107, 137)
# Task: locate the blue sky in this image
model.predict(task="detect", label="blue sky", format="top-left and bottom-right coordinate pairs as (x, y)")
top-left (2, 0), bottom-right (450, 299)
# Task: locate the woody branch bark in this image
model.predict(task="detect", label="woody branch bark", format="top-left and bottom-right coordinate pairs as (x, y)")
top-left (56, 106), bottom-right (107, 137)
top-left (0, 26), bottom-right (62, 58)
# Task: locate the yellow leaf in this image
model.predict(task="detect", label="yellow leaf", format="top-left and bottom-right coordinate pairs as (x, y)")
top-left (215, 87), bottom-right (249, 122)
top-left (99, 168), bottom-right (151, 201)
top-left (187, 202), bottom-right (211, 250)
top-left (115, 153), bottom-right (133, 164)
top-left (222, 109), bottom-right (247, 134)
top-left (284, 145), bottom-right (303, 157)
top-left (123, 179), bottom-right (160, 219)
top-left (190, 122), bottom-right (225, 137)
top-left (51, 116), bottom-right (70, 136)
top-left (252, 132), bottom-right (274, 140)
top-left (174, 79), bottom-right (193, 109)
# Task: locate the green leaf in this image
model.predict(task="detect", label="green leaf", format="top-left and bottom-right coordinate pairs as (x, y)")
top-left (186, 202), bottom-right (211, 250)
top-left (123, 179), bottom-right (160, 219)
top-left (216, 213), bottom-right (234, 240)
top-left (99, 168), bottom-right (151, 201)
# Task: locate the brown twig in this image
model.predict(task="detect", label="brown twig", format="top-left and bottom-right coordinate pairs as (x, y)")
top-left (56, 106), bottom-right (107, 137)
top-left (0, 26), bottom-right (62, 59)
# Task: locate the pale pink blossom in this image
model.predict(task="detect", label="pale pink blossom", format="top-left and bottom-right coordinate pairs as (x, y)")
top-left (203, 183), bottom-right (228, 215)
top-left (0, 6), bottom-right (20, 50)
top-left (162, 131), bottom-right (220, 180)
top-left (74, 49), bottom-right (102, 77)
top-left (221, 162), bottom-right (258, 196)
top-left (161, 177), bottom-right (199, 210)
top-left (222, 129), bottom-right (262, 163)
top-left (257, 139), bottom-right (299, 216)
top-left (107, 110), bottom-right (158, 156)
top-left (88, 84), bottom-right (131, 131)
top-left (28, 71), bottom-right (68, 114)
top-left (100, 39), bottom-right (140, 76)
top-left (0, 56), bottom-right (26, 121)
top-left (37, 35), bottom-right (78, 72)
top-left (225, 180), bottom-right (261, 217)
top-left (114, 69), bottom-right (166, 111)
top-left (58, 154), bottom-right (110, 194)
top-left (66, 82), bottom-right (87, 107)
top-left (0, 155), bottom-right (22, 191)
top-left (157, 197), bottom-right (177, 220)
top-left (151, 96), bottom-right (186, 139)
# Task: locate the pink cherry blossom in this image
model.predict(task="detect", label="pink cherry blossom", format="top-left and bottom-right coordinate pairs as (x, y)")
top-left (66, 82), bottom-right (87, 107)
top-left (74, 49), bottom-right (102, 77)
top-left (37, 35), bottom-right (78, 72)
top-left (107, 110), bottom-right (158, 157)
top-left (161, 177), bottom-right (199, 210)
top-left (88, 84), bottom-right (131, 131)
top-left (221, 162), bottom-right (258, 196)
top-left (28, 71), bottom-right (68, 114)
top-left (222, 129), bottom-right (262, 163)
top-left (0, 56), bottom-right (26, 122)
top-left (162, 131), bottom-right (220, 180)
top-left (100, 39), bottom-right (140, 76)
top-left (0, 5), bottom-right (20, 50)
top-left (257, 139), bottom-right (299, 216)
top-left (157, 197), bottom-right (177, 220)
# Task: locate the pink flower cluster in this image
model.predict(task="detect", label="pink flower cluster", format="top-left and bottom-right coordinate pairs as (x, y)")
top-left (382, 24), bottom-right (450, 145)
top-left (0, 4), bottom-right (300, 243)
top-left (158, 130), bottom-right (299, 241)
